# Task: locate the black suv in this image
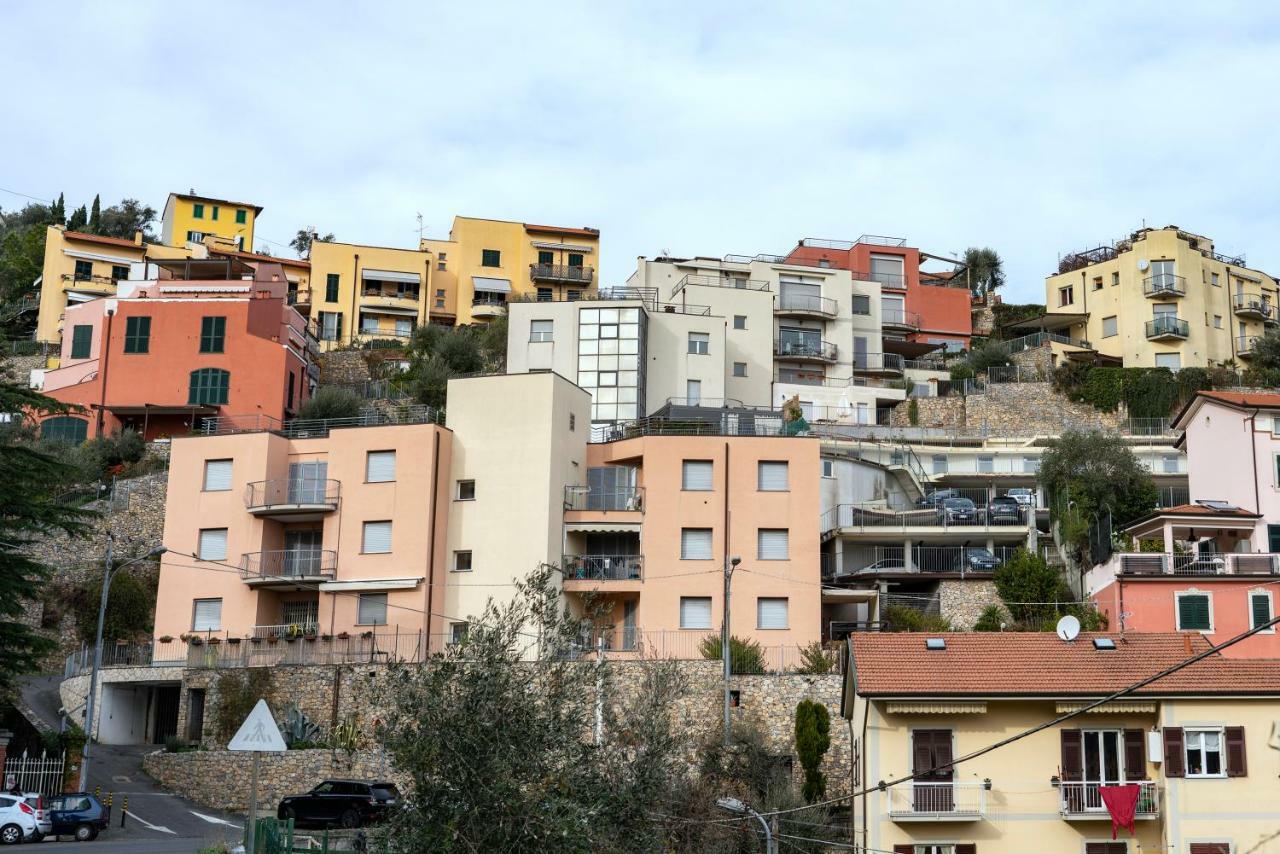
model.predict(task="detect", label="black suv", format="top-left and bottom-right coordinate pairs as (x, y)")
top-left (278, 780), bottom-right (400, 829)
top-left (953, 547), bottom-right (1002, 573)
top-left (987, 495), bottom-right (1023, 524)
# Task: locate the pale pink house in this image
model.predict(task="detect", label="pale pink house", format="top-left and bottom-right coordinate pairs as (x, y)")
top-left (1089, 391), bottom-right (1280, 657)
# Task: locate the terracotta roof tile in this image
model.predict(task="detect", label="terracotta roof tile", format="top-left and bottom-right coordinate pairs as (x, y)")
top-left (64, 231), bottom-right (142, 249)
top-left (1145, 503), bottom-right (1259, 518)
top-left (850, 632), bottom-right (1280, 697)
top-left (1196, 390), bottom-right (1280, 409)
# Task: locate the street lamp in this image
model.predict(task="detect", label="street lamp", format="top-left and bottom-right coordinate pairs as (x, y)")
top-left (716, 796), bottom-right (775, 854)
top-left (722, 555), bottom-right (741, 747)
top-left (79, 539), bottom-right (167, 791)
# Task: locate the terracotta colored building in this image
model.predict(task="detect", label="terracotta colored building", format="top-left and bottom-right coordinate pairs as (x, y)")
top-left (784, 235), bottom-right (972, 352)
top-left (36, 256), bottom-right (316, 442)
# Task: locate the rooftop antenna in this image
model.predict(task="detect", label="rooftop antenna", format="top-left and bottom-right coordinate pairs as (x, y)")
top-left (417, 213), bottom-right (425, 241)
top-left (1056, 614), bottom-right (1081, 643)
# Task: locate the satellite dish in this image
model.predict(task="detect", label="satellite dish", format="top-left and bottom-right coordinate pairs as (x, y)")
top-left (1056, 615), bottom-right (1081, 642)
top-left (1137, 258), bottom-right (1150, 272)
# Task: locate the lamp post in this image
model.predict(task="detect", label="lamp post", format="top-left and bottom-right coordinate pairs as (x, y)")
top-left (722, 555), bottom-right (741, 747)
top-left (79, 539), bottom-right (167, 791)
top-left (716, 796), bottom-right (775, 854)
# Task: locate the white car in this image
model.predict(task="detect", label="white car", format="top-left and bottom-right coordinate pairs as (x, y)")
top-left (19, 793), bottom-right (50, 841)
top-left (0, 793), bottom-right (38, 845)
top-left (1005, 488), bottom-right (1036, 508)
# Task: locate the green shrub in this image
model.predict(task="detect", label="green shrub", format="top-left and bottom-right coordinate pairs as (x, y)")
top-left (884, 605), bottom-right (952, 633)
top-left (296, 386), bottom-right (363, 420)
top-left (699, 634), bottom-right (767, 674)
top-left (71, 570), bottom-right (156, 644)
top-left (949, 362), bottom-right (975, 381)
top-left (213, 668), bottom-right (274, 743)
top-left (794, 699), bottom-right (832, 803)
top-left (795, 641), bottom-right (837, 675)
top-left (972, 605), bottom-right (1006, 631)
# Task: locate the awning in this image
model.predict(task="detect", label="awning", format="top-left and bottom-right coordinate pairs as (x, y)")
top-left (65, 291), bottom-right (99, 303)
top-left (362, 268), bottom-right (421, 285)
top-left (107, 404), bottom-right (218, 416)
top-left (360, 304), bottom-right (419, 316)
top-left (472, 276), bottom-right (511, 293)
top-left (885, 702), bottom-right (987, 714)
top-left (821, 589), bottom-right (878, 603)
top-left (531, 241), bottom-right (594, 253)
top-left (63, 249), bottom-right (138, 265)
top-left (565, 521), bottom-right (641, 534)
top-left (1004, 312), bottom-right (1089, 333)
top-left (1056, 702), bottom-right (1156, 714)
top-left (320, 577), bottom-right (423, 592)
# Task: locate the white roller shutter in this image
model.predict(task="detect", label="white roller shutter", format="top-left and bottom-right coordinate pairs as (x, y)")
top-left (758, 461), bottom-right (789, 491)
top-left (757, 529), bottom-right (789, 560)
top-left (681, 528), bottom-right (713, 560)
top-left (202, 459), bottom-right (232, 491)
top-left (757, 597), bottom-right (789, 630)
top-left (682, 460), bottom-right (714, 491)
top-left (198, 528), bottom-right (228, 561)
top-left (192, 598), bottom-right (222, 631)
top-left (357, 593), bottom-right (388, 625)
top-left (680, 597), bottom-right (712, 630)
top-left (366, 451), bottom-right (396, 483)
top-left (362, 521), bottom-right (393, 554)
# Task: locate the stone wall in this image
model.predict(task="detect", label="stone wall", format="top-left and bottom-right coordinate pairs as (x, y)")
top-left (970, 304), bottom-right (995, 337)
top-left (1008, 343), bottom-right (1053, 377)
top-left (938, 580), bottom-right (1003, 629)
top-left (317, 350), bottom-right (372, 385)
top-left (891, 395), bottom-right (965, 428)
top-left (889, 381), bottom-right (1127, 435)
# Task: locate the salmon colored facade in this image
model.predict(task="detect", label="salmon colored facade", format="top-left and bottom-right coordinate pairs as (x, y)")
top-left (37, 260), bottom-right (315, 441)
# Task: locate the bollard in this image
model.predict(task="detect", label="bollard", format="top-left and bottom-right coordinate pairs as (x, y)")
top-left (120, 795), bottom-right (128, 827)
top-left (93, 786), bottom-right (100, 799)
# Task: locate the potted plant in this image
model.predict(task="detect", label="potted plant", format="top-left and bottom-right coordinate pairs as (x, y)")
top-left (158, 636), bottom-right (174, 644)
top-left (249, 636), bottom-right (263, 645)
top-left (228, 637), bottom-right (242, 646)
top-left (360, 630), bottom-right (374, 639)
top-left (320, 633), bottom-right (333, 642)
top-left (207, 637), bottom-right (221, 646)
top-left (336, 631), bottom-right (350, 640)
top-left (190, 637), bottom-right (205, 647)
top-left (266, 633), bottom-right (280, 645)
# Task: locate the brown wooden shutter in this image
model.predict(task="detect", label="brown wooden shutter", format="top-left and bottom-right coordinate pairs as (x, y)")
top-left (1225, 726), bottom-right (1247, 777)
top-left (1123, 729), bottom-right (1148, 780)
top-left (893, 846), bottom-right (914, 854)
top-left (1085, 844), bottom-right (1128, 854)
top-left (1189, 844), bottom-right (1231, 854)
top-left (1163, 727), bottom-right (1185, 777)
top-left (913, 731), bottom-right (935, 774)
top-left (933, 730), bottom-right (955, 779)
top-left (1060, 729), bottom-right (1083, 781)
top-left (955, 845), bottom-right (977, 854)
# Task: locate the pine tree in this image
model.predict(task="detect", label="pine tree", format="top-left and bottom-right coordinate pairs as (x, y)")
top-left (50, 193), bottom-right (66, 226)
top-left (88, 194), bottom-right (101, 234)
top-left (67, 205), bottom-right (88, 231)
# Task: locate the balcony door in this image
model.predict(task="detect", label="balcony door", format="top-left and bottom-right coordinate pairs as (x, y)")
top-left (780, 279), bottom-right (821, 311)
top-left (586, 465), bottom-right (636, 511)
top-left (778, 326), bottom-right (819, 356)
top-left (1077, 729), bottom-right (1124, 812)
top-left (288, 461), bottom-right (328, 504)
top-left (911, 729), bottom-right (954, 811)
top-left (1151, 259), bottom-right (1176, 291)
top-left (283, 529), bottom-right (323, 577)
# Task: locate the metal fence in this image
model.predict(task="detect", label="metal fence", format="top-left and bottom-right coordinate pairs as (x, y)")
top-left (563, 485), bottom-right (645, 511)
top-left (834, 544), bottom-right (1024, 577)
top-left (199, 404), bottom-right (438, 437)
top-left (822, 502), bottom-right (1033, 533)
top-left (3, 750), bottom-right (66, 796)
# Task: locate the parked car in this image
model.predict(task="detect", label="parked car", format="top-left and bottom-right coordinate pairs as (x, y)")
top-left (916, 489), bottom-right (959, 509)
top-left (987, 495), bottom-right (1024, 524)
top-left (0, 793), bottom-right (38, 845)
top-left (953, 547), bottom-right (1002, 573)
top-left (936, 497), bottom-right (977, 524)
top-left (19, 793), bottom-right (49, 842)
top-left (45, 792), bottom-right (110, 841)
top-left (278, 780), bottom-right (401, 829)
top-left (1005, 487), bottom-right (1036, 508)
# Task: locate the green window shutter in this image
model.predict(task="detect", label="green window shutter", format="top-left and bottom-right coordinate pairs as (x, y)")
top-left (1178, 594), bottom-right (1211, 630)
top-left (70, 325), bottom-right (93, 359)
top-left (40, 416), bottom-right (88, 444)
top-left (211, 206), bottom-right (219, 221)
top-left (235, 209), bottom-right (247, 224)
top-left (1252, 594), bottom-right (1272, 628)
top-left (537, 250), bottom-right (553, 265)
top-left (326, 273), bottom-right (340, 302)
top-left (568, 252), bottom-right (584, 267)
top-left (189, 369), bottom-right (231, 405)
top-left (1270, 525), bottom-right (1280, 554)
top-left (481, 249), bottom-right (501, 267)
top-left (193, 203), bottom-right (204, 219)
top-left (123, 316), bottom-right (151, 353)
top-left (74, 260), bottom-right (92, 280)
top-left (200, 316), bottom-right (226, 353)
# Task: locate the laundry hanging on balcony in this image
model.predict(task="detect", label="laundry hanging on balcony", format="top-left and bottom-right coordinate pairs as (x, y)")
top-left (1098, 784), bottom-right (1140, 839)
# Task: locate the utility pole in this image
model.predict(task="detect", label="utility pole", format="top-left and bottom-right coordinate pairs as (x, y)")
top-left (722, 555), bottom-right (741, 747)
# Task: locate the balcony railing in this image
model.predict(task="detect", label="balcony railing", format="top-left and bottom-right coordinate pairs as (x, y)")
top-left (472, 295), bottom-right (508, 307)
top-left (1232, 293), bottom-right (1272, 319)
top-left (563, 485), bottom-right (645, 511)
top-left (671, 273), bottom-right (770, 299)
top-left (1060, 781), bottom-right (1159, 819)
top-left (245, 478), bottom-right (341, 512)
top-left (886, 782), bottom-right (987, 821)
top-left (833, 544), bottom-right (1025, 578)
top-left (852, 353), bottom-right (905, 374)
top-left (530, 264), bottom-right (594, 284)
top-left (775, 293), bottom-right (837, 317)
top-left (240, 549), bottom-right (338, 582)
top-left (562, 554), bottom-right (644, 581)
top-left (1143, 274), bottom-right (1186, 297)
top-left (1117, 552), bottom-right (1279, 576)
top-left (1145, 316), bottom-right (1189, 339)
top-left (869, 271), bottom-right (906, 289)
top-left (822, 502), bottom-right (1031, 534)
top-left (1238, 334), bottom-right (1260, 356)
top-left (775, 338), bottom-right (837, 361)
top-left (881, 308), bottom-right (921, 329)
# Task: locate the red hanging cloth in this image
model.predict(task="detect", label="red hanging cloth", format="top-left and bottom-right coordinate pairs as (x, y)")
top-left (1099, 784), bottom-right (1141, 839)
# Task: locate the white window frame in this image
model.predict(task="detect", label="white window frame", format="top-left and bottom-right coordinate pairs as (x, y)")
top-left (688, 331), bottom-right (710, 355)
top-left (733, 361), bottom-right (747, 377)
top-left (453, 550), bottom-right (473, 572)
top-left (757, 461), bottom-right (789, 491)
top-left (356, 592), bottom-right (388, 626)
top-left (191, 598), bottom-right (222, 631)
top-left (757, 528), bottom-right (789, 560)
top-left (1249, 589), bottom-right (1274, 633)
top-left (1175, 589), bottom-right (1214, 633)
top-left (1101, 315), bottom-right (1118, 338)
top-left (679, 596), bottom-right (713, 630)
top-left (733, 315), bottom-right (747, 330)
top-left (756, 597), bottom-right (789, 630)
top-left (680, 528), bottom-right (713, 560)
top-left (1184, 727), bottom-right (1227, 779)
top-left (821, 459), bottom-right (835, 478)
top-left (365, 450), bottom-right (396, 483)
top-left (529, 319), bottom-right (554, 343)
top-left (202, 459), bottom-right (233, 492)
top-left (361, 520), bottom-right (393, 554)
top-left (682, 460), bottom-right (714, 491)
top-left (197, 528), bottom-right (228, 561)
top-left (456, 480), bottom-right (476, 501)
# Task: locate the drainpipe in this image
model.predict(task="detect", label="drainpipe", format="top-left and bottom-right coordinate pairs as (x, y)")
top-left (96, 308), bottom-right (115, 437)
top-left (350, 253), bottom-right (360, 345)
top-left (424, 431), bottom-right (441, 648)
top-left (1225, 265), bottom-right (1237, 363)
top-left (1246, 408), bottom-right (1261, 516)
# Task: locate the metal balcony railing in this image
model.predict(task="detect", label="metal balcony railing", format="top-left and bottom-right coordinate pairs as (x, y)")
top-left (671, 273), bottom-right (770, 299)
top-left (1060, 781), bottom-right (1158, 819)
top-left (1145, 316), bottom-right (1189, 339)
top-left (240, 549), bottom-right (338, 581)
top-left (530, 264), bottom-right (594, 284)
top-left (1116, 552), bottom-right (1279, 576)
top-left (244, 478), bottom-right (340, 511)
top-left (563, 485), bottom-right (645, 511)
top-left (886, 782), bottom-right (987, 820)
top-left (775, 293), bottom-right (837, 316)
top-left (1238, 334), bottom-right (1261, 355)
top-left (774, 338), bottom-right (837, 361)
top-left (836, 544), bottom-right (1024, 577)
top-left (1232, 292), bottom-right (1272, 319)
top-left (1143, 274), bottom-right (1186, 297)
top-left (472, 295), bottom-right (508, 307)
top-left (822, 502), bottom-right (1031, 534)
top-left (881, 308), bottom-right (921, 329)
top-left (562, 554), bottom-right (644, 581)
top-left (869, 271), bottom-right (905, 289)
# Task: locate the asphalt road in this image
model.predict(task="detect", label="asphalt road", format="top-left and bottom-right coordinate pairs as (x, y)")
top-left (35, 838), bottom-right (213, 853)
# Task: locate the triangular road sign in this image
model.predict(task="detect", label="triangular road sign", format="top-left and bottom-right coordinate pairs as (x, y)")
top-left (227, 699), bottom-right (287, 752)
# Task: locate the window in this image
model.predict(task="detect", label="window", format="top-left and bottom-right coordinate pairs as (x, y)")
top-left (1250, 591), bottom-right (1273, 630)
top-left (319, 273), bottom-right (339, 303)
top-left (366, 450), bottom-right (396, 483)
top-left (537, 250), bottom-right (554, 265)
top-left (1213, 314), bottom-right (1223, 328)
top-left (123, 316), bottom-right (150, 353)
top-left (1083, 845), bottom-right (1127, 854)
top-left (357, 593), bottom-right (388, 625)
top-left (688, 332), bottom-right (710, 355)
top-left (70, 324), bottom-right (92, 359)
top-left (758, 461), bottom-right (789, 491)
top-left (1093, 275), bottom-right (1103, 290)
top-left (40, 416), bottom-right (87, 444)
top-left (852, 294), bottom-right (871, 315)
top-left (449, 622), bottom-right (469, 644)
top-left (821, 459), bottom-right (835, 478)
top-left (1155, 353), bottom-right (1182, 370)
top-left (234, 209), bottom-right (246, 224)
top-left (568, 252), bottom-right (584, 268)
top-left (682, 460), bottom-right (714, 491)
top-left (362, 521), bottom-right (392, 554)
top-left (188, 368), bottom-right (230, 405)
top-left (536, 287), bottom-right (552, 301)
top-left (456, 480), bottom-right (476, 500)
top-left (73, 259), bottom-right (92, 281)
top-left (1188, 845), bottom-right (1231, 854)
top-left (287, 373), bottom-right (295, 409)
top-left (758, 528), bottom-right (789, 560)
top-left (1058, 285), bottom-right (1074, 306)
top-left (733, 315), bottom-right (747, 330)
top-left (186, 230), bottom-right (206, 243)
top-left (530, 319), bottom-right (553, 343)
top-left (111, 264), bottom-right (130, 282)
top-left (200, 316), bottom-right (226, 353)
top-left (680, 528), bottom-right (713, 560)
top-left (1161, 454), bottom-right (1179, 473)
top-left (599, 371), bottom-right (617, 387)
top-left (932, 454), bottom-right (948, 474)
top-left (569, 413), bottom-right (575, 431)
top-left (1101, 316), bottom-right (1118, 338)
top-left (203, 459), bottom-right (232, 491)
top-left (481, 249), bottom-right (501, 267)
top-left (1186, 728), bottom-right (1225, 777)
top-left (687, 379), bottom-right (701, 404)
top-left (757, 597), bottom-right (789, 629)
top-left (567, 289), bottom-right (581, 300)
top-left (1177, 591), bottom-right (1212, 631)
top-left (211, 205), bottom-right (220, 221)
top-left (192, 598), bottom-right (222, 631)
top-left (732, 362), bottom-right (747, 377)
top-left (1111, 272), bottom-right (1120, 286)
top-left (1211, 272), bottom-right (1221, 286)
top-left (679, 596), bottom-right (712, 629)
top-left (319, 311), bottom-right (343, 341)
top-left (198, 528), bottom-right (228, 560)
top-left (193, 203), bottom-right (204, 219)
top-left (453, 550), bottom-right (473, 572)
top-left (1270, 524), bottom-right (1280, 553)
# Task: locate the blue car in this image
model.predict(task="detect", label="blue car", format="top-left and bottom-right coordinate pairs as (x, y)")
top-left (45, 793), bottom-right (110, 841)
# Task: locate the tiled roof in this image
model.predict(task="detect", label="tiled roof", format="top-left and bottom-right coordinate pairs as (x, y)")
top-left (64, 231), bottom-right (142, 249)
top-left (523, 223), bottom-right (599, 238)
top-left (1196, 390), bottom-right (1280, 409)
top-left (850, 632), bottom-right (1280, 697)
top-left (1144, 503), bottom-right (1259, 518)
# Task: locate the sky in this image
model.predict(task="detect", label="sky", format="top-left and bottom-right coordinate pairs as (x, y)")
top-left (5, 1), bottom-right (1280, 303)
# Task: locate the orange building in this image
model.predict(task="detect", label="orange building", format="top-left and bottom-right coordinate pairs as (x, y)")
top-left (784, 235), bottom-right (972, 351)
top-left (37, 256), bottom-right (315, 442)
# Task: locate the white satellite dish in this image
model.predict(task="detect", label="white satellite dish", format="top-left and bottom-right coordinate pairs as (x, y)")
top-left (1056, 614), bottom-right (1081, 642)
top-left (1137, 258), bottom-right (1150, 272)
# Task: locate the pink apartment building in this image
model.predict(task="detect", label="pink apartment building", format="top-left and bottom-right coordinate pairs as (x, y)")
top-left (1089, 390), bottom-right (1280, 657)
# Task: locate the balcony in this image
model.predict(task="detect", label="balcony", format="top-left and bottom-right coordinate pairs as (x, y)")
top-left (1116, 552), bottom-right (1279, 577)
top-left (361, 289), bottom-right (420, 311)
top-left (1232, 292), bottom-right (1272, 321)
top-left (822, 502), bottom-right (1031, 540)
top-left (1060, 781), bottom-right (1159, 821)
top-left (245, 478), bottom-right (340, 519)
top-left (852, 353), bottom-right (905, 375)
top-left (240, 550), bottom-right (337, 587)
top-left (530, 264), bottom-right (594, 285)
top-left (564, 485), bottom-right (645, 512)
top-left (1143, 274), bottom-right (1186, 298)
top-left (1145, 316), bottom-right (1189, 341)
top-left (774, 293), bottom-right (837, 319)
top-left (471, 295), bottom-right (508, 318)
top-left (775, 338), bottom-right (837, 363)
top-left (881, 308), bottom-right (921, 331)
top-left (60, 273), bottom-right (116, 294)
top-left (1238, 334), bottom-right (1260, 357)
top-left (562, 554), bottom-right (643, 582)
top-left (870, 271), bottom-right (906, 290)
top-left (886, 782), bottom-right (986, 822)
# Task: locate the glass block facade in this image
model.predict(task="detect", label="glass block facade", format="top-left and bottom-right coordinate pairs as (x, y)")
top-left (577, 306), bottom-right (646, 422)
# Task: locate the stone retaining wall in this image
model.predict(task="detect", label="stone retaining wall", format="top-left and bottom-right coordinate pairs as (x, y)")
top-left (938, 580), bottom-right (1003, 629)
top-left (317, 350), bottom-right (371, 385)
top-left (893, 395), bottom-right (965, 428)
top-left (890, 381), bottom-right (1127, 434)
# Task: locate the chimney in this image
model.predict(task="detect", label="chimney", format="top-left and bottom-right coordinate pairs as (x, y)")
top-left (1183, 634), bottom-right (1192, 655)
top-left (133, 230), bottom-right (144, 246)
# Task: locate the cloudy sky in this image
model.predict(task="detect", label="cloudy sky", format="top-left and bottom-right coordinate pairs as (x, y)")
top-left (5, 1), bottom-right (1280, 302)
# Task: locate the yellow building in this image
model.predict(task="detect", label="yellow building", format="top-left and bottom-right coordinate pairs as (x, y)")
top-left (160, 192), bottom-right (261, 251)
top-left (1040, 226), bottom-right (1278, 369)
top-left (844, 632), bottom-right (1280, 854)
top-left (422, 216), bottom-right (600, 325)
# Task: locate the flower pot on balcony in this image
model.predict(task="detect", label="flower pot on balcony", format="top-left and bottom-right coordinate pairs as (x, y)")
top-left (285, 636), bottom-right (298, 644)
top-left (304, 636), bottom-right (316, 643)
top-left (320, 634), bottom-right (333, 642)
top-left (228, 637), bottom-right (242, 645)
top-left (337, 632), bottom-right (350, 640)
top-left (266, 634), bottom-right (279, 645)
top-left (360, 631), bottom-right (373, 639)
top-left (207, 637), bottom-right (221, 646)
top-left (249, 637), bottom-right (263, 645)
top-left (190, 638), bottom-right (204, 647)
top-left (159, 636), bottom-right (173, 644)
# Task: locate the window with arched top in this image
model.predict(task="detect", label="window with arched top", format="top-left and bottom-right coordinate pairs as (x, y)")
top-left (188, 368), bottom-right (230, 406)
top-left (40, 416), bottom-right (88, 444)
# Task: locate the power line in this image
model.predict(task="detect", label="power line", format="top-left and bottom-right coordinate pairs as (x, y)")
top-left (0, 186), bottom-right (53, 205)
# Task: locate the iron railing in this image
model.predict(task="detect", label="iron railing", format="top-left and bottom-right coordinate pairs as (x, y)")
top-left (472, 295), bottom-right (508, 307)
top-left (563, 485), bottom-right (645, 511)
top-left (1116, 552), bottom-right (1279, 576)
top-left (1143, 274), bottom-right (1186, 297)
top-left (996, 332), bottom-right (1092, 354)
top-left (200, 404), bottom-right (437, 437)
top-left (562, 554), bottom-right (644, 581)
top-left (589, 413), bottom-right (806, 443)
top-left (1060, 781), bottom-right (1158, 818)
top-left (530, 263), bottom-right (594, 284)
top-left (856, 234), bottom-right (908, 247)
top-left (881, 308), bottom-right (921, 329)
top-left (774, 293), bottom-right (837, 316)
top-left (240, 549), bottom-right (338, 581)
top-left (671, 273), bottom-right (769, 299)
top-left (1238, 334), bottom-right (1261, 354)
top-left (1210, 249), bottom-right (1246, 266)
top-left (822, 502), bottom-right (1031, 533)
top-left (852, 353), bottom-right (904, 373)
top-left (869, 271), bottom-right (906, 289)
top-left (245, 478), bottom-right (340, 510)
top-left (833, 544), bottom-right (1023, 577)
top-left (1145, 316), bottom-right (1189, 339)
top-left (887, 782), bottom-right (987, 819)
top-left (1157, 486), bottom-right (1190, 507)
top-left (1231, 293), bottom-right (1272, 318)
top-left (775, 338), bottom-right (837, 361)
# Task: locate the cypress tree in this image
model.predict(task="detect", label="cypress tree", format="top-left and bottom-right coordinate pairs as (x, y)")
top-left (88, 194), bottom-right (101, 234)
top-left (795, 698), bottom-right (832, 802)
